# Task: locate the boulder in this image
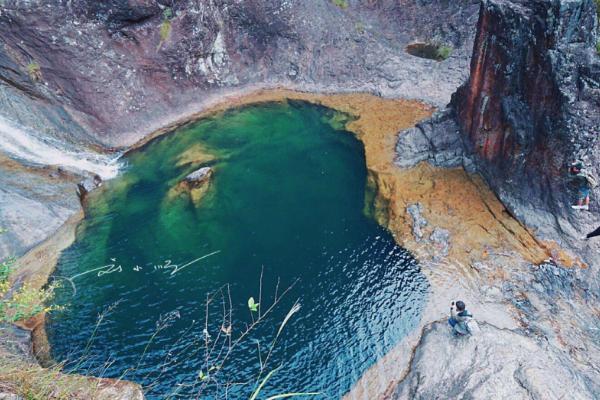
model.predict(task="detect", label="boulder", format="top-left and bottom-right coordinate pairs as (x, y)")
top-left (166, 167), bottom-right (213, 206)
top-left (183, 167), bottom-right (212, 188)
top-left (76, 174), bottom-right (102, 200)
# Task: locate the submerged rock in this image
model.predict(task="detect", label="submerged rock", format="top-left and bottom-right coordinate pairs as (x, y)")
top-left (166, 167), bottom-right (213, 206)
top-left (183, 167), bottom-right (212, 188)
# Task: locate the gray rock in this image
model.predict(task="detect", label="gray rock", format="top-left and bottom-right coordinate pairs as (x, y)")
top-left (184, 167), bottom-right (212, 187)
top-left (0, 394), bottom-right (22, 400)
top-left (429, 227), bottom-right (450, 257)
top-left (76, 174), bottom-right (102, 200)
top-left (0, 162), bottom-right (80, 258)
top-left (393, 322), bottom-right (597, 400)
top-left (407, 203), bottom-right (427, 241)
top-left (395, 109), bottom-right (465, 169)
top-left (0, 323), bottom-right (34, 364)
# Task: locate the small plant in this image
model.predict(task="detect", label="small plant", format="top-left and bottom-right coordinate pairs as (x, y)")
top-left (596, 41), bottom-right (600, 56)
top-left (0, 230), bottom-right (60, 323)
top-left (0, 257), bottom-right (14, 283)
top-left (332, 0), bottom-right (349, 9)
top-left (26, 61), bottom-right (41, 81)
top-left (160, 20), bottom-right (172, 42)
top-left (436, 45), bottom-right (453, 61)
top-left (1, 282), bottom-right (60, 323)
top-left (157, 7), bottom-right (173, 50)
top-left (355, 21), bottom-right (365, 34)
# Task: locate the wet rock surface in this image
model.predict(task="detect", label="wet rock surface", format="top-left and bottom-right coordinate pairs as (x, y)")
top-left (171, 166), bottom-right (213, 206)
top-left (76, 174), bottom-right (103, 200)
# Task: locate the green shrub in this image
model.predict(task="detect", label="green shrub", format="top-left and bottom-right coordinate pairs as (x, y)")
top-left (0, 232), bottom-right (59, 323)
top-left (332, 0), bottom-right (348, 9)
top-left (596, 40), bottom-right (600, 56)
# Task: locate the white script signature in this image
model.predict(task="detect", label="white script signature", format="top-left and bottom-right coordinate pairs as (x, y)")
top-left (57, 250), bottom-right (221, 295)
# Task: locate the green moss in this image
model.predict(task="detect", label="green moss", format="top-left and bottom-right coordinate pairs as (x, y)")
top-left (157, 7), bottom-right (173, 49)
top-left (332, 0), bottom-right (348, 9)
top-left (596, 41), bottom-right (600, 56)
top-left (323, 110), bottom-right (351, 131)
top-left (26, 61), bottom-right (41, 81)
top-left (436, 45), bottom-right (453, 61)
top-left (160, 19), bottom-right (172, 42)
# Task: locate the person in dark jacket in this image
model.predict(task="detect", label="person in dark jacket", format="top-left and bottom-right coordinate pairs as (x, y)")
top-left (569, 161), bottom-right (596, 210)
top-left (448, 300), bottom-right (472, 335)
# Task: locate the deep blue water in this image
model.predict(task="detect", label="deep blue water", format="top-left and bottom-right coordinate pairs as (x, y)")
top-left (47, 101), bottom-right (428, 399)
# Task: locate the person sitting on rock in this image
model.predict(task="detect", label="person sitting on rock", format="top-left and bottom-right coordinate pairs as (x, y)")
top-left (448, 300), bottom-right (472, 336)
top-left (569, 161), bottom-right (597, 211)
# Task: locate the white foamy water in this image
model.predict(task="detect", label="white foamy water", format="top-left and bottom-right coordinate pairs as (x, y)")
top-left (0, 116), bottom-right (120, 179)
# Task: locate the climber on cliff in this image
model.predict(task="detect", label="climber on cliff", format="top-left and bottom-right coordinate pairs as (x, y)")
top-left (448, 300), bottom-right (473, 336)
top-left (569, 161), bottom-right (597, 211)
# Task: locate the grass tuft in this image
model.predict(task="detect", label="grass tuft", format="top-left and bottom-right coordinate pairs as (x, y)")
top-left (26, 61), bottom-right (41, 81)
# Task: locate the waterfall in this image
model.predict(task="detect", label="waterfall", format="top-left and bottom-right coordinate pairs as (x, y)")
top-left (0, 116), bottom-right (120, 180)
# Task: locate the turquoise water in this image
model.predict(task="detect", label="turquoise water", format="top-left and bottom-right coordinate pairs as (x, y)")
top-left (47, 101), bottom-right (427, 399)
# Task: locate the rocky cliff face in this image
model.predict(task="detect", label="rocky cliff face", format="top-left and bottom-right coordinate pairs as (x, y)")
top-left (377, 2), bottom-right (600, 398)
top-left (0, 0), bottom-right (479, 147)
top-left (0, 0), bottom-right (480, 257)
top-left (453, 0), bottom-right (600, 265)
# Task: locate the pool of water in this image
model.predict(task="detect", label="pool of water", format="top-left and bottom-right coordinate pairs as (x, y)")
top-left (47, 101), bottom-right (428, 399)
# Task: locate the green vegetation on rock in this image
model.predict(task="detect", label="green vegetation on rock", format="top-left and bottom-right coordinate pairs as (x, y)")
top-left (0, 232), bottom-right (59, 323)
top-left (26, 61), bottom-right (41, 81)
top-left (436, 45), bottom-right (453, 60)
top-left (160, 20), bottom-right (171, 42)
top-left (332, 0), bottom-right (348, 9)
top-left (157, 7), bottom-right (173, 49)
